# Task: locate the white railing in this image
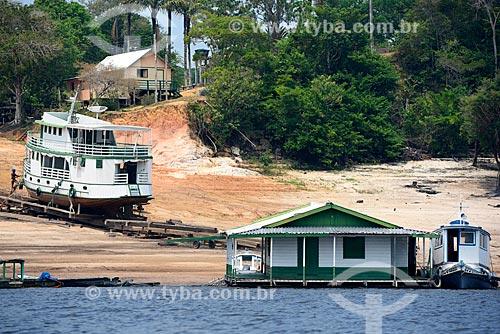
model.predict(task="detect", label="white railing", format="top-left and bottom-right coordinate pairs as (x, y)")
top-left (137, 173), bottom-right (150, 184)
top-left (41, 167), bottom-right (70, 180)
top-left (27, 132), bottom-right (152, 158)
top-left (24, 158), bottom-right (31, 174)
top-left (114, 174), bottom-right (128, 184)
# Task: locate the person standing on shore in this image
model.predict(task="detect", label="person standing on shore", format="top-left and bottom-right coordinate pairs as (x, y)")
top-left (10, 168), bottom-right (19, 193)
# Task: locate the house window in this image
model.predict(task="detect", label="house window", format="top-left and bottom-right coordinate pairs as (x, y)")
top-left (96, 159), bottom-right (103, 169)
top-left (480, 234), bottom-right (488, 249)
top-left (137, 69), bottom-right (148, 78)
top-left (343, 237), bottom-right (365, 259)
top-left (460, 231), bottom-right (475, 245)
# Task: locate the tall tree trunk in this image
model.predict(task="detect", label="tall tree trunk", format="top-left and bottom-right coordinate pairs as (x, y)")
top-left (112, 17), bottom-right (120, 48)
top-left (152, 12), bottom-right (159, 103)
top-left (183, 14), bottom-right (189, 87)
top-left (9, 77), bottom-right (26, 125)
top-left (14, 84), bottom-right (23, 125)
top-left (167, 10), bottom-right (172, 69)
top-left (472, 139), bottom-right (479, 167)
top-left (166, 10), bottom-right (172, 100)
top-left (126, 12), bottom-right (131, 52)
top-left (495, 150), bottom-right (500, 192)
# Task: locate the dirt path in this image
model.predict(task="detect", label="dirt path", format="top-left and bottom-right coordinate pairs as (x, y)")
top-left (1, 97), bottom-right (499, 284)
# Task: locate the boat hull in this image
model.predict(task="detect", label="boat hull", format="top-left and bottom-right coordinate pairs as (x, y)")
top-left (26, 188), bottom-right (151, 215)
top-left (0, 279), bottom-right (61, 289)
top-left (440, 271), bottom-right (497, 289)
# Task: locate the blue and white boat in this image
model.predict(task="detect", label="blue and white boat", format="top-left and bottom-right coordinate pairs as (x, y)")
top-left (431, 203), bottom-right (498, 289)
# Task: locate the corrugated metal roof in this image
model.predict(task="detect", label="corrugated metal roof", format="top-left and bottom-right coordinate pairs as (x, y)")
top-left (225, 202), bottom-right (399, 236)
top-left (226, 202), bottom-right (325, 236)
top-left (232, 226), bottom-right (430, 237)
top-left (97, 48), bottom-right (151, 70)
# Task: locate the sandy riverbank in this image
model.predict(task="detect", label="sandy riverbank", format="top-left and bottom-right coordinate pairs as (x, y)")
top-left (1, 99), bottom-right (499, 284)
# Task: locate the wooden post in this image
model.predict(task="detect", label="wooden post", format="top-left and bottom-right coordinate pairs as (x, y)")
top-left (429, 240), bottom-right (434, 276)
top-left (392, 237), bottom-right (397, 287)
top-left (303, 237), bottom-right (306, 286)
top-left (260, 237), bottom-right (266, 273)
top-left (422, 237), bottom-right (426, 269)
top-left (333, 236), bottom-right (336, 282)
top-left (270, 238), bottom-right (273, 286)
top-left (233, 238), bottom-right (237, 278)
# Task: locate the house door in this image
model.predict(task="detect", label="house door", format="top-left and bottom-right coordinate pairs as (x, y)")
top-left (447, 229), bottom-right (459, 262)
top-left (305, 237), bottom-right (319, 278)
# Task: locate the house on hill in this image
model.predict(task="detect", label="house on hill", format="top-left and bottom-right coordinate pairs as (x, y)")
top-left (65, 48), bottom-right (175, 106)
top-left (224, 202), bottom-right (435, 287)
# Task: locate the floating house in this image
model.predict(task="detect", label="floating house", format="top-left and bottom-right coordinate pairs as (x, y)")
top-left (224, 202), bottom-right (433, 287)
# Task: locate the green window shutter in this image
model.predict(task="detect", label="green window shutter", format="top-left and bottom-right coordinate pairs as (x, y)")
top-left (343, 237), bottom-right (365, 259)
top-left (96, 159), bottom-right (103, 169)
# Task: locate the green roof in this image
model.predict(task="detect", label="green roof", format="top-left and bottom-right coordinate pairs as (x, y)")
top-left (225, 202), bottom-right (400, 237)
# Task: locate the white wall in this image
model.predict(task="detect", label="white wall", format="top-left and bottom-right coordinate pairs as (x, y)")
top-left (318, 236), bottom-right (408, 268)
top-left (226, 238), bottom-right (233, 265)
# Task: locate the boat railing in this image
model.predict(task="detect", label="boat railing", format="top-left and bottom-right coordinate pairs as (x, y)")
top-left (113, 173), bottom-right (150, 184)
top-left (23, 158), bottom-right (31, 174)
top-left (137, 173), bottom-right (150, 184)
top-left (27, 132), bottom-right (151, 158)
top-left (41, 167), bottom-right (70, 180)
top-left (114, 174), bottom-right (128, 184)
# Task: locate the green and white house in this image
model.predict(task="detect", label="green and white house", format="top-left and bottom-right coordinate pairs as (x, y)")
top-left (224, 202), bottom-right (433, 287)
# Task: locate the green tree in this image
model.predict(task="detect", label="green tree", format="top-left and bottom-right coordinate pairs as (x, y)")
top-left (0, 0), bottom-right (62, 124)
top-left (403, 87), bottom-right (468, 156)
top-left (462, 77), bottom-right (500, 191)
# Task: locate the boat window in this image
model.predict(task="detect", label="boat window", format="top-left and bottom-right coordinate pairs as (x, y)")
top-left (53, 157), bottom-right (65, 170)
top-left (480, 234), bottom-right (488, 249)
top-left (343, 237), bottom-right (365, 259)
top-left (43, 156), bottom-right (53, 168)
top-left (460, 231), bottom-right (475, 245)
top-left (96, 159), bottom-right (103, 169)
top-left (36, 152), bottom-right (39, 161)
top-left (241, 255), bottom-right (253, 262)
top-left (435, 234), bottom-right (443, 247)
top-left (58, 128), bottom-right (62, 136)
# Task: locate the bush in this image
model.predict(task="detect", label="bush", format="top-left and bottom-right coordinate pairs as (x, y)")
top-left (140, 94), bottom-right (156, 106)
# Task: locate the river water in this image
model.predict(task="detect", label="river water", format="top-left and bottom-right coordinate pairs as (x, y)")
top-left (1, 287), bottom-right (498, 333)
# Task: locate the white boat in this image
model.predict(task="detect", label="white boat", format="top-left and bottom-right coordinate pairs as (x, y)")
top-left (21, 95), bottom-right (153, 216)
top-left (430, 203), bottom-right (498, 289)
top-left (234, 251), bottom-right (262, 274)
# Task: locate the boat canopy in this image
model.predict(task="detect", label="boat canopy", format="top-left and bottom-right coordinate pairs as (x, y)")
top-left (35, 112), bottom-right (150, 132)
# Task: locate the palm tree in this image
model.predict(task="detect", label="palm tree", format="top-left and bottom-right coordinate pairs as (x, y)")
top-left (124, 0), bottom-right (167, 102)
top-left (175, 0), bottom-right (198, 87)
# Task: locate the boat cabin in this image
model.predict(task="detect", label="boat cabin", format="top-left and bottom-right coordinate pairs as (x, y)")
top-left (432, 219), bottom-right (491, 268)
top-left (234, 251), bottom-right (262, 274)
top-left (0, 259), bottom-right (25, 288)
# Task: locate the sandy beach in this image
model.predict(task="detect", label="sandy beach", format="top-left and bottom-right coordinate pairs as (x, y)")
top-left (1, 100), bottom-right (499, 285)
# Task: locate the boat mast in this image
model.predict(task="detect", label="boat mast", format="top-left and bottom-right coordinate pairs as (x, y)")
top-left (68, 90), bottom-right (79, 124)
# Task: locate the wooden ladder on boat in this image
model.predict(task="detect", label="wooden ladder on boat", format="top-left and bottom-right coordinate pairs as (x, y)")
top-left (128, 184), bottom-right (141, 196)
